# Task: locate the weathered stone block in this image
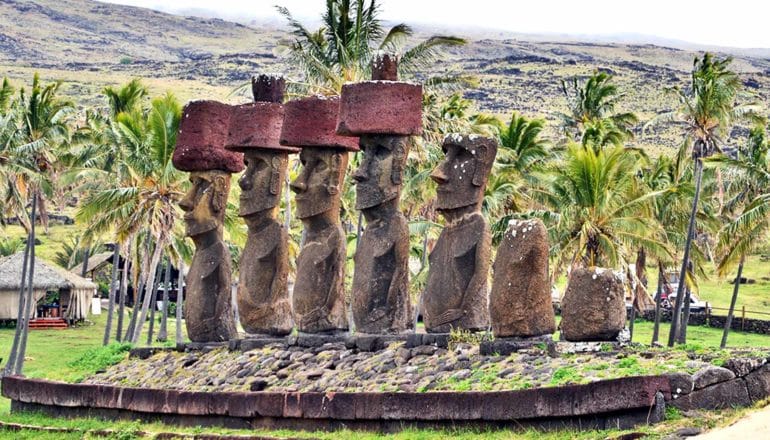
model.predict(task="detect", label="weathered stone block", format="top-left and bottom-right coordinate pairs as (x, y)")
top-left (479, 335), bottom-right (551, 356)
top-left (560, 267), bottom-right (626, 341)
top-left (173, 100), bottom-right (244, 173)
top-left (280, 96), bottom-right (359, 150)
top-left (692, 366), bottom-right (736, 390)
top-left (667, 372), bottom-right (694, 396)
top-left (725, 357), bottom-right (767, 377)
top-left (337, 82), bottom-right (422, 136)
top-left (745, 363), bottom-right (770, 402)
top-left (490, 219), bottom-right (555, 338)
top-left (670, 378), bottom-right (750, 410)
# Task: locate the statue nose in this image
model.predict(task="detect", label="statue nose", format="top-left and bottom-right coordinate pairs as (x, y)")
top-left (352, 166), bottom-right (368, 183)
top-left (239, 173), bottom-right (252, 191)
top-left (430, 165), bottom-right (449, 184)
top-left (290, 178), bottom-right (306, 193)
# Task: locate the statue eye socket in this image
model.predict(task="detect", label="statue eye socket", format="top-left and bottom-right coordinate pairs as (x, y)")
top-left (315, 160), bottom-right (328, 171)
top-left (375, 145), bottom-right (389, 157)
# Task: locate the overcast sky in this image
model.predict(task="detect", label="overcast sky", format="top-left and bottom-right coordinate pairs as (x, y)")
top-left (102, 0), bottom-right (770, 48)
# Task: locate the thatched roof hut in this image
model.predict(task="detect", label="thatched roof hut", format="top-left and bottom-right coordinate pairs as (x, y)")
top-left (0, 252), bottom-right (97, 320)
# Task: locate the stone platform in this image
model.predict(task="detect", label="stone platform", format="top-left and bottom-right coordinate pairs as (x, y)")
top-left (2, 375), bottom-right (670, 432)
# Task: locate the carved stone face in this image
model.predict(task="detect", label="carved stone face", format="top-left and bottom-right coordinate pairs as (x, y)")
top-left (353, 135), bottom-right (408, 210)
top-left (430, 136), bottom-right (497, 212)
top-left (238, 150), bottom-right (287, 217)
top-left (290, 148), bottom-right (347, 219)
top-left (179, 170), bottom-right (230, 237)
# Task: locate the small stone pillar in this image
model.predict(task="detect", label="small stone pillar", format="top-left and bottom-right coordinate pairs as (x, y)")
top-left (280, 96), bottom-right (359, 334)
top-left (173, 100), bottom-right (243, 343)
top-left (489, 219), bottom-right (556, 338)
top-left (422, 134), bottom-right (497, 333)
top-left (224, 75), bottom-right (299, 336)
top-left (337, 54), bottom-right (422, 335)
top-left (560, 267), bottom-right (626, 341)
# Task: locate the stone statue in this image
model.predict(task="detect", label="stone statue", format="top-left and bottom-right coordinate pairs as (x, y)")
top-left (225, 75), bottom-right (298, 336)
top-left (560, 267), bottom-right (626, 341)
top-left (173, 100), bottom-right (243, 343)
top-left (422, 134), bottom-right (497, 334)
top-left (280, 96), bottom-right (359, 334)
top-left (337, 54), bottom-right (422, 334)
top-left (490, 218), bottom-right (556, 338)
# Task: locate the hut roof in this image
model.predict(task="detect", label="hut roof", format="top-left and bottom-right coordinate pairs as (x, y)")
top-left (72, 251), bottom-right (114, 275)
top-left (0, 252), bottom-right (97, 291)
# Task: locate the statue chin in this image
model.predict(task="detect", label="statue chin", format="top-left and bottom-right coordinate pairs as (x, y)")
top-left (295, 200), bottom-right (333, 220)
top-left (185, 220), bottom-right (218, 238)
top-left (355, 188), bottom-right (398, 211)
top-left (239, 199), bottom-right (279, 218)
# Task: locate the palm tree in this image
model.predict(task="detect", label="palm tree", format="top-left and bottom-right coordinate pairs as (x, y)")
top-left (539, 143), bottom-right (669, 278)
top-left (487, 113), bottom-right (550, 242)
top-left (103, 78), bottom-right (147, 117)
top-left (711, 124), bottom-right (769, 348)
top-left (276, 0), bottom-right (465, 94)
top-left (646, 53), bottom-right (763, 346)
top-left (558, 71), bottom-right (638, 148)
top-left (15, 74), bottom-right (74, 234)
top-left (77, 92), bottom-right (185, 345)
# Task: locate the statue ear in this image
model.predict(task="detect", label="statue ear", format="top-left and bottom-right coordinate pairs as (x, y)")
top-left (211, 175), bottom-right (228, 212)
top-left (327, 152), bottom-right (343, 195)
top-left (269, 156), bottom-right (283, 195)
top-left (391, 140), bottom-right (407, 185)
top-left (472, 144), bottom-right (489, 186)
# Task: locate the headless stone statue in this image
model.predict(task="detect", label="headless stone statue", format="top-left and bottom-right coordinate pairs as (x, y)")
top-left (337, 56), bottom-right (422, 335)
top-left (173, 100), bottom-right (243, 343)
top-left (422, 134), bottom-right (498, 333)
top-left (280, 96), bottom-right (359, 334)
top-left (225, 76), bottom-right (298, 336)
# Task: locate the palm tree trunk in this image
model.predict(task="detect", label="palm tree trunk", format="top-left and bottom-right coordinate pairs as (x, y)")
top-left (80, 246), bottom-right (90, 278)
top-left (158, 257), bottom-right (171, 342)
top-left (668, 158), bottom-right (703, 347)
top-left (678, 285), bottom-right (691, 344)
top-left (37, 191), bottom-right (49, 235)
top-left (14, 194), bottom-right (37, 375)
top-left (116, 241), bottom-right (131, 342)
top-left (3, 220), bottom-right (32, 377)
top-left (131, 238), bottom-right (164, 344)
top-left (651, 263), bottom-right (664, 345)
top-left (721, 254), bottom-right (744, 349)
top-left (125, 237), bottom-right (153, 341)
top-left (145, 258), bottom-right (163, 345)
top-left (175, 261), bottom-right (184, 346)
top-left (102, 243), bottom-right (121, 346)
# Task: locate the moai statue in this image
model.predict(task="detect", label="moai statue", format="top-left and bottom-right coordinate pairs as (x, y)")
top-left (225, 75), bottom-right (299, 336)
top-left (337, 54), bottom-right (421, 334)
top-left (560, 267), bottom-right (626, 341)
top-left (489, 218), bottom-right (556, 338)
top-left (173, 100), bottom-right (242, 343)
top-left (422, 134), bottom-right (498, 333)
top-left (280, 96), bottom-right (359, 334)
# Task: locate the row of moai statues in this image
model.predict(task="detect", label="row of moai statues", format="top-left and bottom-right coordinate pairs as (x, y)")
top-left (172, 56), bottom-right (627, 344)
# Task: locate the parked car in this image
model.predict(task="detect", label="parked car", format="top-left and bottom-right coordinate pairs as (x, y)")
top-left (666, 292), bottom-right (712, 314)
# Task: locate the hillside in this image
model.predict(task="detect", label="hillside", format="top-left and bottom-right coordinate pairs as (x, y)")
top-left (1, 0), bottom-right (769, 151)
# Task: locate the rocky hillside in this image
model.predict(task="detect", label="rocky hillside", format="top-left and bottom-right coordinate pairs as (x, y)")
top-left (2, 0), bottom-right (769, 151)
